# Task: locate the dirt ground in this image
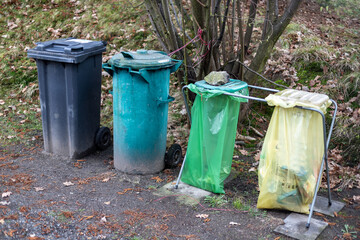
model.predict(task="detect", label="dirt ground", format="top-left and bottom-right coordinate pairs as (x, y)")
top-left (0, 137), bottom-right (359, 240)
top-left (1, 0), bottom-right (359, 239)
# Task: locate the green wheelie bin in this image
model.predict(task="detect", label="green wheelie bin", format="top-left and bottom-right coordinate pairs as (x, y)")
top-left (103, 50), bottom-right (182, 174)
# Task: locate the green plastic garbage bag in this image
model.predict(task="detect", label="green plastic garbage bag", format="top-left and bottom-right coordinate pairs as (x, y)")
top-left (181, 83), bottom-right (248, 193)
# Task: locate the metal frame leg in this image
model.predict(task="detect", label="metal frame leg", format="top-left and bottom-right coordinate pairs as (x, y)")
top-left (175, 154), bottom-right (187, 189)
top-left (174, 86), bottom-right (191, 189)
top-left (305, 100), bottom-right (337, 228)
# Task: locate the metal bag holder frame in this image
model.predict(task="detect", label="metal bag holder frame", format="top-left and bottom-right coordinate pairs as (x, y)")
top-left (175, 84), bottom-right (337, 228)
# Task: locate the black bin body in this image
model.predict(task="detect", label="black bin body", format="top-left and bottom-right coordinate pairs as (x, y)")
top-left (27, 38), bottom-right (106, 158)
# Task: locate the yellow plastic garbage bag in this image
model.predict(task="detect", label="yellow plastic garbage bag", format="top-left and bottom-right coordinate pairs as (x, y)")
top-left (257, 90), bottom-right (331, 214)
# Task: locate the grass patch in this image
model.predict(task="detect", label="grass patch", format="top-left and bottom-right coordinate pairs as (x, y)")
top-left (232, 197), bottom-right (267, 217)
top-left (0, 85), bottom-right (42, 146)
top-left (317, 0), bottom-right (360, 18)
top-left (204, 195), bottom-right (227, 208)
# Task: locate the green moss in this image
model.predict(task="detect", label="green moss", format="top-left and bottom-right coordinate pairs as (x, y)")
top-left (296, 61), bottom-right (324, 83)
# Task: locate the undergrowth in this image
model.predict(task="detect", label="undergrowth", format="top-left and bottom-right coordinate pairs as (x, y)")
top-left (272, 2), bottom-right (360, 166)
top-left (0, 0), bottom-right (154, 87)
top-left (0, 0), bottom-right (155, 145)
top-left (0, 0), bottom-right (359, 166)
top-left (317, 0), bottom-right (360, 18)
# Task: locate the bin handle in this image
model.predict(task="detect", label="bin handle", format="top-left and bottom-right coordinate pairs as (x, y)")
top-left (121, 52), bottom-right (134, 59)
top-left (102, 63), bottom-right (114, 76)
top-left (157, 96), bottom-right (175, 105)
top-left (170, 59), bottom-right (183, 73)
top-left (129, 69), bottom-right (150, 84)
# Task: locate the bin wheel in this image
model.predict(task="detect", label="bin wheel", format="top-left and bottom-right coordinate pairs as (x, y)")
top-left (165, 144), bottom-right (182, 168)
top-left (95, 127), bottom-right (111, 150)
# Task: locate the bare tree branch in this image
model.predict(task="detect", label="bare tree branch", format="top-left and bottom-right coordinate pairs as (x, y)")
top-left (244, 0), bottom-right (258, 52)
top-left (161, 0), bottom-right (180, 52)
top-left (213, 0), bottom-right (222, 15)
top-left (236, 0), bottom-right (244, 80)
top-left (261, 0), bottom-right (270, 40)
top-left (169, 0), bottom-right (192, 41)
top-left (216, 0), bottom-right (232, 45)
top-left (145, 0), bottom-right (302, 86)
top-left (144, 1), bottom-right (171, 51)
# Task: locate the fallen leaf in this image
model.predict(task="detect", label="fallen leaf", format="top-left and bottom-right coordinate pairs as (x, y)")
top-left (334, 211), bottom-right (338, 217)
top-left (2, 192), bottom-right (12, 198)
top-left (73, 162), bottom-right (82, 168)
top-left (151, 176), bottom-right (163, 183)
top-left (8, 105), bottom-right (16, 111)
top-left (102, 178), bottom-right (110, 182)
top-left (84, 215), bottom-right (94, 220)
top-left (7, 22), bottom-right (18, 30)
top-left (239, 149), bottom-right (249, 156)
top-left (343, 233), bottom-right (351, 239)
top-left (195, 214), bottom-right (208, 219)
top-left (28, 237), bottom-right (45, 240)
top-left (6, 229), bottom-right (16, 237)
top-left (63, 181), bottom-right (74, 187)
top-left (229, 221), bottom-right (240, 225)
top-left (314, 212), bottom-right (325, 217)
top-left (0, 201), bottom-right (10, 205)
top-left (180, 234), bottom-right (198, 240)
top-left (61, 211), bottom-right (74, 219)
top-left (203, 218), bottom-right (211, 222)
top-left (34, 187), bottom-right (44, 192)
top-left (4, 214), bottom-right (18, 220)
top-left (254, 151), bottom-right (261, 161)
top-left (19, 206), bottom-right (29, 213)
top-left (117, 188), bottom-right (133, 195)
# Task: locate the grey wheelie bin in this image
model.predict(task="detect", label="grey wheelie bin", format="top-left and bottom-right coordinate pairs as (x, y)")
top-left (27, 38), bottom-right (110, 158)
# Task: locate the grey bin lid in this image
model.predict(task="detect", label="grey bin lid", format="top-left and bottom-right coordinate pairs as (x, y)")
top-left (27, 38), bottom-right (107, 64)
top-left (109, 50), bottom-right (174, 70)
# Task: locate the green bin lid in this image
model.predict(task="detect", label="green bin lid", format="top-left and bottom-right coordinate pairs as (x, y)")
top-left (109, 50), bottom-right (173, 69)
top-left (195, 79), bottom-right (248, 93)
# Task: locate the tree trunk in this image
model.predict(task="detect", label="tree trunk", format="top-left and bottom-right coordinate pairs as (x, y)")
top-left (245, 0), bottom-right (303, 84)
